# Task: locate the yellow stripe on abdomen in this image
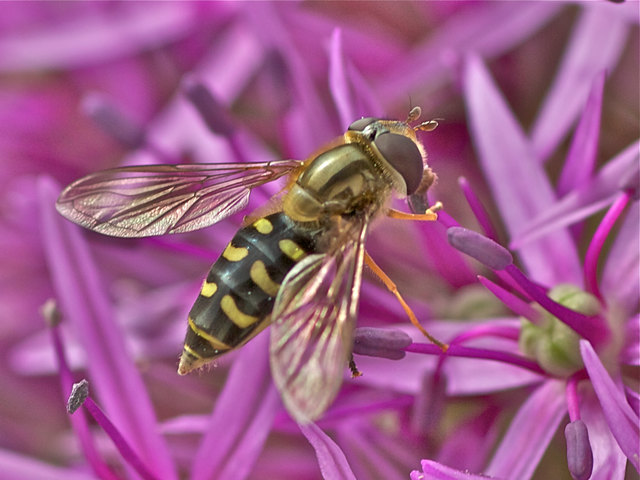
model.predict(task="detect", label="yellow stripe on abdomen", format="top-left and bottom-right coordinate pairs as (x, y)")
top-left (222, 243), bottom-right (249, 261)
top-left (250, 260), bottom-right (280, 297)
top-left (278, 238), bottom-right (306, 261)
top-left (221, 294), bottom-right (259, 328)
top-left (187, 316), bottom-right (232, 351)
top-left (253, 217), bottom-right (274, 234)
top-left (200, 280), bottom-right (218, 298)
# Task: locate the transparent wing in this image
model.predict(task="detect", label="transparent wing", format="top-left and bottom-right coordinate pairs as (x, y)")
top-left (269, 213), bottom-right (370, 423)
top-left (56, 160), bottom-right (302, 237)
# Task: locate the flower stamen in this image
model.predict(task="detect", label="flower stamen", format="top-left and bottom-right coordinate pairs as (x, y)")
top-left (82, 93), bottom-right (145, 148)
top-left (458, 176), bottom-right (499, 241)
top-left (505, 265), bottom-right (608, 346)
top-left (478, 275), bottom-right (543, 325)
top-left (68, 380), bottom-right (160, 480)
top-left (43, 300), bottom-right (119, 480)
top-left (353, 327), bottom-right (413, 360)
top-left (564, 420), bottom-right (594, 480)
top-left (405, 342), bottom-right (546, 375)
top-left (447, 227), bottom-right (513, 270)
top-left (584, 191), bottom-right (631, 301)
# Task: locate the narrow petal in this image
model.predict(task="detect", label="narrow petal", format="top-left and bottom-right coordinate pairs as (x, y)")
top-left (581, 393), bottom-right (628, 480)
top-left (463, 55), bottom-right (581, 285)
top-left (416, 220), bottom-right (478, 288)
top-left (620, 314), bottom-right (640, 366)
top-left (556, 71), bottom-right (605, 196)
top-left (329, 29), bottom-right (357, 129)
top-left (300, 423), bottom-right (357, 480)
top-left (0, 4), bottom-right (210, 72)
top-left (602, 203), bottom-right (640, 314)
top-left (625, 386), bottom-right (640, 418)
top-left (580, 340), bottom-right (640, 470)
top-left (436, 406), bottom-right (500, 473)
top-left (486, 380), bottom-right (567, 480)
top-left (243, 3), bottom-right (337, 154)
top-left (378, 2), bottom-right (562, 102)
top-left (38, 177), bottom-right (177, 479)
top-left (530, 4), bottom-right (629, 160)
top-left (415, 459), bottom-right (504, 480)
top-left (191, 332), bottom-right (279, 480)
top-left (328, 28), bottom-right (383, 127)
top-left (411, 372), bottom-right (447, 435)
top-left (335, 423), bottom-right (408, 479)
top-left (0, 448), bottom-right (95, 480)
top-left (510, 141), bottom-right (639, 249)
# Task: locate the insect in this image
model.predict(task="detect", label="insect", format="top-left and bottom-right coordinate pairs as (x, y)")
top-left (56, 106), bottom-right (443, 423)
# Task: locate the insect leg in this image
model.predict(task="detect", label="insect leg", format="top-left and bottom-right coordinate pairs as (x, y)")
top-left (386, 201), bottom-right (443, 221)
top-left (348, 354), bottom-right (362, 378)
top-left (364, 252), bottom-right (448, 351)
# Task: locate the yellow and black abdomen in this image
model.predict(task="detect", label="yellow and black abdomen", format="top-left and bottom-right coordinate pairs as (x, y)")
top-left (178, 212), bottom-right (318, 374)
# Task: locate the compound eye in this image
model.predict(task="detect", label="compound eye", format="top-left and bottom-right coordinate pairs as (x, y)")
top-left (375, 132), bottom-right (423, 195)
top-left (348, 117), bottom-right (377, 132)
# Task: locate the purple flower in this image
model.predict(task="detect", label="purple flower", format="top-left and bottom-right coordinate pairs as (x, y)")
top-left (1, 2), bottom-right (637, 480)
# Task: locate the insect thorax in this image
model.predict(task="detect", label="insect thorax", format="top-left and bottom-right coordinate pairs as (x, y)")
top-left (282, 143), bottom-right (392, 223)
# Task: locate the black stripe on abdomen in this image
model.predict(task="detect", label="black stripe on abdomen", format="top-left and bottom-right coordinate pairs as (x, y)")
top-left (183, 212), bottom-right (318, 362)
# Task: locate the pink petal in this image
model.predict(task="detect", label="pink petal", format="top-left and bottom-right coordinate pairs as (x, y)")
top-left (530, 4), bottom-right (630, 161)
top-left (486, 380), bottom-right (567, 479)
top-left (580, 340), bottom-right (640, 471)
top-left (581, 392), bottom-right (628, 480)
top-left (328, 28), bottom-right (383, 128)
top-left (377, 2), bottom-right (562, 103)
top-left (463, 55), bottom-right (581, 285)
top-left (38, 177), bottom-right (177, 479)
top-left (300, 423), bottom-right (357, 480)
top-left (329, 29), bottom-right (357, 129)
top-left (0, 447), bottom-right (95, 480)
top-left (414, 459), bottom-right (504, 480)
top-left (0, 4), bottom-right (215, 72)
top-left (556, 71), bottom-right (605, 196)
top-left (623, 307), bottom-right (640, 362)
top-left (510, 141), bottom-right (639, 249)
top-left (602, 203), bottom-right (640, 314)
top-left (191, 332), bottom-right (279, 480)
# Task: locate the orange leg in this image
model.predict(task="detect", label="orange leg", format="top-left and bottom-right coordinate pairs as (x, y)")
top-left (386, 201), bottom-right (443, 222)
top-left (364, 252), bottom-right (448, 351)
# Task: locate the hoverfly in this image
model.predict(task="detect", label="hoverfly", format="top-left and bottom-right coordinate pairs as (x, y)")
top-left (56, 107), bottom-right (442, 423)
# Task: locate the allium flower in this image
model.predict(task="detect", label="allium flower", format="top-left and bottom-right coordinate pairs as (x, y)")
top-left (423, 55), bottom-right (639, 480)
top-left (1, 2), bottom-right (637, 480)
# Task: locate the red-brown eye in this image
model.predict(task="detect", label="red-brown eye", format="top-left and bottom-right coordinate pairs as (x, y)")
top-left (374, 132), bottom-right (423, 195)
